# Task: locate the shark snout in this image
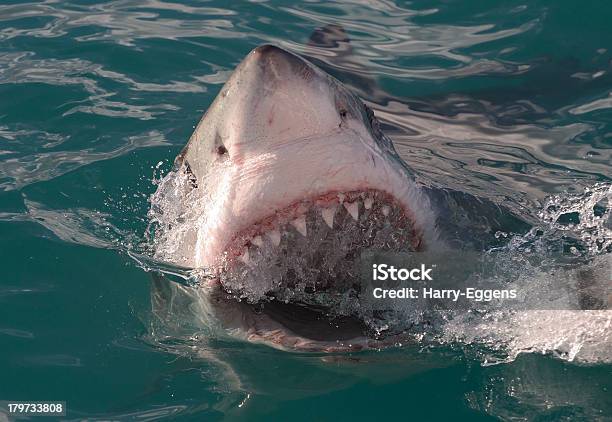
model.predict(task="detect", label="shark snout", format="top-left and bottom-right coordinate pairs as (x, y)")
top-left (246, 44), bottom-right (317, 86)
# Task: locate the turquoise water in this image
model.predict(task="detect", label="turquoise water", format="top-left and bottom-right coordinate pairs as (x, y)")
top-left (1, 1), bottom-right (611, 420)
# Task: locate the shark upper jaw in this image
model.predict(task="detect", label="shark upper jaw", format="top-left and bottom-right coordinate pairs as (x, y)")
top-left (222, 188), bottom-right (424, 267)
top-left (191, 129), bottom-right (434, 271)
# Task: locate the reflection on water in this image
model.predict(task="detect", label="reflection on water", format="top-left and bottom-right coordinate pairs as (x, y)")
top-left (0, 0), bottom-right (610, 420)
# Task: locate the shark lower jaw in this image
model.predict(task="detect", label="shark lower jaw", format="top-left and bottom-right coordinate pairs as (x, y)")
top-left (209, 282), bottom-right (411, 352)
top-left (206, 188), bottom-right (423, 342)
top-left (244, 299), bottom-right (392, 352)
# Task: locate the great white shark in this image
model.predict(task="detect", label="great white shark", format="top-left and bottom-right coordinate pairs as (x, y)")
top-left (149, 39), bottom-right (610, 354)
top-left (150, 42), bottom-right (442, 352)
top-left (181, 44), bottom-right (438, 266)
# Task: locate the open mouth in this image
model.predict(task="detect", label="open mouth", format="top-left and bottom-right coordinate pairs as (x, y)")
top-left (222, 189), bottom-right (423, 263)
top-left (212, 189), bottom-right (424, 349)
top-left (253, 300), bottom-right (368, 342)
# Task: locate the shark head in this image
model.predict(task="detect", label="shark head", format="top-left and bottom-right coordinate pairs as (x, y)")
top-left (154, 44), bottom-right (437, 351)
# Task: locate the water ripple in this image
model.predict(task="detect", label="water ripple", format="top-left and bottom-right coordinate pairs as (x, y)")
top-left (0, 1), bottom-right (610, 419)
top-left (0, 0), bottom-right (239, 45)
top-left (0, 130), bottom-right (168, 190)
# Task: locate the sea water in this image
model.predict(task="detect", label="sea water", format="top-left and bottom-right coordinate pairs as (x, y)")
top-left (0, 1), bottom-right (610, 420)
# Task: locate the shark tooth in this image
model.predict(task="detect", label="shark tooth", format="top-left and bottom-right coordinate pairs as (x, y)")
top-left (291, 216), bottom-right (307, 237)
top-left (381, 206), bottom-right (390, 217)
top-left (252, 236), bottom-right (263, 247)
top-left (321, 207), bottom-right (335, 228)
top-left (238, 249), bottom-right (250, 265)
top-left (344, 201), bottom-right (359, 221)
top-left (267, 230), bottom-right (281, 246)
top-left (337, 193), bottom-right (345, 203)
top-left (364, 196), bottom-right (373, 210)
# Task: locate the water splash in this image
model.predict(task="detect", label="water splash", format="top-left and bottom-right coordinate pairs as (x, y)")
top-left (440, 183), bottom-right (611, 364)
top-left (146, 143), bottom-right (611, 362)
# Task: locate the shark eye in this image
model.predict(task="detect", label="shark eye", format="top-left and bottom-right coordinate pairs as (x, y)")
top-left (339, 109), bottom-right (347, 118)
top-left (217, 145), bottom-right (228, 155)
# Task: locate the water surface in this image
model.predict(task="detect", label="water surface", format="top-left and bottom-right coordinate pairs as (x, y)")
top-left (0, 1), bottom-right (611, 420)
